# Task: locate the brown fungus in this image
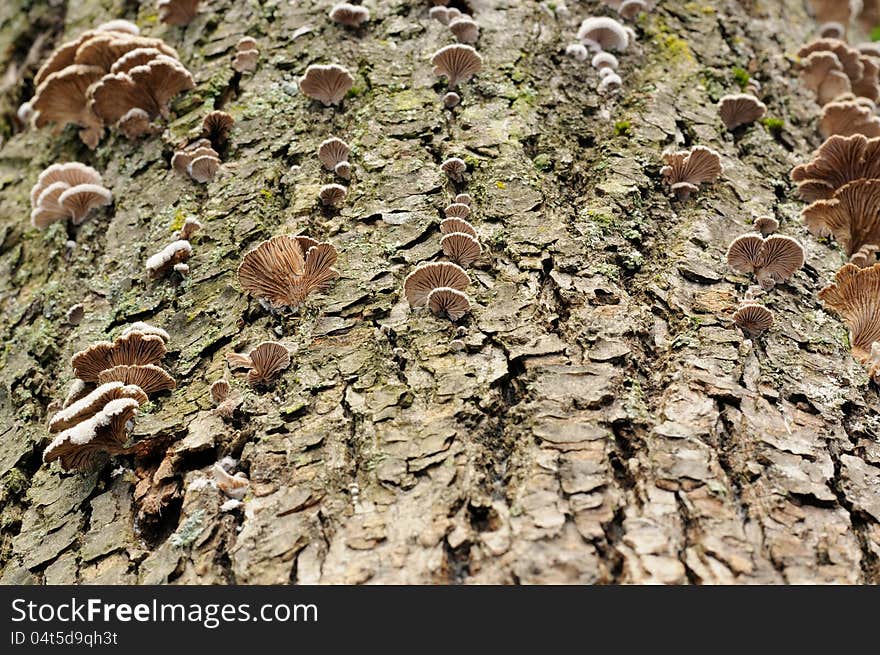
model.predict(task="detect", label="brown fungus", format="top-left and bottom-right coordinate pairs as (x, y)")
top-left (329, 3), bottom-right (370, 27)
top-left (441, 157), bottom-right (467, 182)
top-left (791, 134), bottom-right (880, 201)
top-left (317, 137), bottom-right (351, 170)
top-left (733, 303), bottom-right (774, 338)
top-left (319, 183), bottom-right (347, 207)
top-left (718, 93), bottom-right (767, 130)
top-left (819, 100), bottom-right (880, 138)
top-left (427, 287), bottom-right (471, 321)
top-left (753, 216), bottom-right (780, 236)
top-left (819, 263), bottom-right (880, 362)
top-left (225, 341), bottom-right (291, 386)
top-left (726, 233), bottom-right (805, 289)
top-left (441, 217), bottom-right (478, 238)
top-left (449, 17), bottom-right (480, 44)
top-left (440, 232), bottom-right (482, 267)
top-left (48, 382), bottom-right (147, 433)
top-left (430, 44), bottom-right (483, 87)
top-left (403, 262), bottom-right (470, 307)
top-left (299, 64), bottom-right (354, 106)
top-left (158, 0), bottom-right (201, 26)
top-left (145, 240), bottom-right (193, 277)
top-left (660, 146), bottom-right (722, 200)
top-left (97, 364), bottom-right (176, 395)
top-left (801, 178), bottom-right (880, 256)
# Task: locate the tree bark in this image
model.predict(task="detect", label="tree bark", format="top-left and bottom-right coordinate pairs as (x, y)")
top-left (1, 0), bottom-right (879, 585)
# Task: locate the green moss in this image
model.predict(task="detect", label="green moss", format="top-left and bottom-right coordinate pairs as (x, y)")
top-left (347, 84), bottom-right (366, 99)
top-left (169, 208), bottom-right (187, 232)
top-left (762, 117), bottom-right (784, 134)
top-left (732, 67), bottom-right (750, 90)
top-left (533, 154), bottom-right (553, 172)
top-left (614, 120), bottom-right (633, 137)
top-left (872, 26), bottom-right (880, 41)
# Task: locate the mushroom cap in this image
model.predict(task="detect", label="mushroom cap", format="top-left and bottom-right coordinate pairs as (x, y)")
top-left (329, 3), bottom-right (370, 27)
top-left (759, 235), bottom-right (805, 286)
top-left (317, 137), bottom-right (351, 170)
top-left (853, 54), bottom-right (880, 102)
top-left (819, 262), bottom-right (880, 361)
top-left (237, 37), bottom-right (258, 51)
top-left (214, 463), bottom-right (250, 499)
top-left (146, 240), bottom-right (193, 276)
top-left (800, 50), bottom-right (847, 97)
top-left (32, 181), bottom-right (71, 228)
top-left (97, 364), bottom-right (176, 395)
top-left (430, 44), bottom-right (483, 87)
top-left (31, 64), bottom-right (105, 137)
top-left (201, 110), bottom-right (235, 146)
top-left (440, 217), bottom-right (478, 238)
top-left (791, 134), bottom-right (880, 201)
top-left (299, 64), bottom-right (354, 106)
top-left (122, 321), bottom-right (171, 342)
top-left (733, 304), bottom-right (774, 337)
top-left (43, 397), bottom-right (140, 471)
top-left (753, 216), bottom-right (780, 236)
top-left (245, 341), bottom-right (292, 386)
top-left (319, 183), bottom-right (347, 206)
top-left (429, 7), bottom-right (450, 24)
top-left (443, 91), bottom-right (461, 108)
top-left (670, 181), bottom-right (699, 201)
top-left (444, 203), bottom-right (471, 219)
top-left (819, 100), bottom-right (880, 139)
top-left (403, 262), bottom-right (470, 307)
top-left (576, 17), bottom-right (629, 52)
top-left (211, 379), bottom-right (231, 404)
top-left (454, 193), bottom-right (472, 206)
top-left (59, 183), bottom-right (112, 225)
top-left (440, 157), bottom-right (467, 181)
top-left (334, 161), bottom-right (352, 179)
top-left (726, 233), bottom-right (765, 274)
top-left (449, 17), bottom-right (480, 45)
top-left (566, 43), bottom-right (589, 62)
top-left (158, 0), bottom-right (201, 26)
top-left (48, 381), bottom-right (147, 433)
top-left (232, 49), bottom-right (259, 73)
top-left (75, 33), bottom-right (179, 71)
top-left (172, 142), bottom-right (220, 176)
top-left (618, 0), bottom-right (648, 20)
top-left (95, 20), bottom-right (141, 36)
top-left (718, 93), bottom-right (767, 130)
top-left (31, 162), bottom-right (102, 206)
top-left (801, 178), bottom-right (880, 255)
top-left (238, 235), bottom-right (338, 308)
top-left (807, 0), bottom-right (855, 25)
top-left (66, 303), bottom-right (85, 325)
top-left (819, 21), bottom-right (846, 39)
top-left (427, 287), bottom-right (471, 321)
top-left (598, 73), bottom-right (622, 93)
top-left (440, 232), bottom-right (482, 267)
top-left (117, 107), bottom-right (155, 139)
top-left (591, 51), bottom-right (619, 70)
top-left (661, 146), bottom-right (722, 195)
top-left (798, 39), bottom-right (864, 83)
top-left (110, 47), bottom-right (164, 75)
top-left (187, 154), bottom-right (221, 183)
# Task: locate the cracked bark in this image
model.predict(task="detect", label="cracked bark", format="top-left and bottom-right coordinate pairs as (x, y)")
top-left (1, 0), bottom-right (879, 585)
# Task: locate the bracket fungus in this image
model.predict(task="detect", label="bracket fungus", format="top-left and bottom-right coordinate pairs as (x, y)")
top-left (444, 203), bottom-right (471, 219)
top-left (431, 44), bottom-right (483, 87)
top-left (226, 341), bottom-right (292, 386)
top-left (146, 239), bottom-right (193, 277)
top-left (577, 17), bottom-right (629, 52)
top-left (454, 193), bottom-right (472, 206)
top-left (31, 64), bottom-right (106, 148)
top-left (72, 331), bottom-right (168, 382)
top-left (121, 321), bottom-right (170, 342)
top-left (97, 364), bottom-right (177, 395)
top-left (44, 398), bottom-right (140, 472)
top-left (798, 38), bottom-right (880, 103)
top-left (598, 73), bottom-right (623, 94)
top-left (30, 162), bottom-right (112, 228)
top-left (718, 93), bottom-right (767, 130)
top-left (566, 43), bottom-right (589, 62)
top-left (618, 0), bottom-right (649, 20)
top-left (660, 146), bottom-right (723, 200)
top-left (232, 37), bottom-right (260, 73)
top-left (48, 382), bottom-right (148, 433)
top-left (819, 263), bottom-right (880, 363)
top-left (329, 3), bottom-right (370, 27)
top-left (819, 99), bottom-right (880, 138)
top-left (753, 216), bottom-right (780, 236)
top-left (440, 232), bottom-right (482, 267)
top-left (449, 17), bottom-right (480, 44)
top-left (800, 51), bottom-right (852, 105)
top-left (592, 52), bottom-right (619, 70)
top-left (801, 178), bottom-right (880, 256)
top-left (404, 261), bottom-right (471, 308)
top-left (441, 217), bottom-right (478, 238)
top-left (427, 287), bottom-right (471, 321)
top-left (299, 64), bottom-right (354, 106)
top-left (791, 134), bottom-right (880, 201)
top-left (201, 110), bottom-right (235, 148)
top-left (317, 137), bottom-right (351, 174)
top-left (726, 233), bottom-right (806, 289)
top-left (158, 0), bottom-right (200, 25)
top-left (319, 183), bottom-right (347, 207)
top-left (210, 379), bottom-right (241, 418)
top-left (441, 157), bottom-right (467, 182)
top-left (238, 235), bottom-right (339, 309)
top-left (850, 244), bottom-right (879, 267)
top-left (172, 138), bottom-right (222, 183)
top-left (214, 464), bottom-right (250, 499)
top-left (733, 303), bottom-right (774, 338)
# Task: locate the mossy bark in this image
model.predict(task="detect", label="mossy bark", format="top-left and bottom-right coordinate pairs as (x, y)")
top-left (1, 0), bottom-right (879, 584)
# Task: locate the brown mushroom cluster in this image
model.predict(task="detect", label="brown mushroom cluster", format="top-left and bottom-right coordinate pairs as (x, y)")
top-left (431, 44), bottom-right (482, 107)
top-left (568, 16), bottom-right (638, 94)
top-left (600, 0), bottom-right (655, 21)
top-left (726, 233), bottom-right (805, 290)
top-left (299, 63), bottom-right (354, 107)
top-left (25, 20), bottom-right (194, 148)
top-left (44, 323), bottom-right (175, 472)
top-left (30, 162), bottom-right (112, 229)
top-left (233, 37), bottom-right (259, 74)
top-left (158, 0), bottom-right (200, 26)
top-left (329, 3), bottom-right (370, 28)
top-left (225, 341), bottom-right (292, 387)
top-left (317, 136), bottom-right (353, 207)
top-left (429, 6), bottom-right (480, 45)
top-left (798, 39), bottom-right (879, 108)
top-left (171, 111), bottom-right (234, 184)
top-left (660, 146), bottom-right (723, 200)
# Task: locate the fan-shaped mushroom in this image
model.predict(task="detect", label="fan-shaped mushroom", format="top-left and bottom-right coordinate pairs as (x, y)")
top-left (225, 341), bottom-right (291, 386)
top-left (801, 178), bottom-right (880, 256)
top-left (214, 463), bottom-right (250, 499)
top-left (146, 240), bottom-right (193, 277)
top-left (403, 262), bottom-right (470, 307)
top-left (319, 183), bottom-right (347, 207)
top-left (158, 0), bottom-right (200, 25)
top-left (441, 232), bottom-right (482, 267)
top-left (791, 134), bottom-right (880, 201)
top-left (733, 303), bottom-right (773, 338)
top-left (201, 110), bottom-right (235, 147)
top-left (427, 287), bottom-right (471, 321)
top-left (718, 93), bottom-right (767, 130)
top-left (48, 382), bottom-right (147, 433)
top-left (819, 263), bottom-right (880, 362)
top-left (97, 364), bottom-right (176, 395)
top-left (449, 17), bottom-right (480, 44)
top-left (819, 100), bottom-right (880, 138)
top-left (299, 64), bottom-right (354, 106)
top-left (753, 216), bottom-right (779, 236)
top-left (430, 44), bottom-right (483, 87)
top-left (441, 157), bottom-right (467, 182)
top-left (441, 217), bottom-right (478, 238)
top-left (317, 137), bottom-right (351, 170)
top-left (660, 146), bottom-right (722, 200)
top-left (726, 233), bottom-right (805, 289)
top-left (576, 16), bottom-right (629, 52)
top-left (329, 3), bottom-right (370, 27)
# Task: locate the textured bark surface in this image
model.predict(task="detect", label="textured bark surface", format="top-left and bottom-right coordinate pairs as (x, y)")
top-left (1, 0), bottom-right (879, 585)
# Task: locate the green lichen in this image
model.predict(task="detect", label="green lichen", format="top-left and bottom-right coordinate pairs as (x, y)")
top-left (762, 117), bottom-right (784, 134)
top-left (732, 67), bottom-right (750, 90)
top-left (170, 510), bottom-right (205, 548)
top-left (614, 120), bottom-right (633, 137)
top-left (532, 154), bottom-right (553, 172)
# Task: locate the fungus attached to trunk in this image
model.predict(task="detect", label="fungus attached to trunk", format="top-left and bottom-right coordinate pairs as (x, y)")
top-left (237, 235), bottom-right (339, 309)
top-left (726, 233), bottom-right (805, 289)
top-left (449, 17), bottom-right (480, 44)
top-left (576, 17), bottom-right (629, 52)
top-left (329, 3), bottom-right (370, 27)
top-left (443, 91), bottom-right (461, 108)
top-left (317, 137), bottom-right (351, 170)
top-left (403, 261), bottom-right (471, 307)
top-left (753, 216), bottom-right (779, 236)
top-left (819, 263), bottom-right (880, 363)
top-left (660, 146), bottom-right (722, 200)
top-left (441, 157), bottom-right (467, 182)
top-left (427, 287), bottom-right (471, 321)
top-left (441, 217), bottom-right (478, 237)
top-left (31, 64), bottom-right (105, 148)
top-left (430, 44), bottom-right (483, 87)
top-left (618, 0), bottom-right (648, 20)
top-left (801, 178), bottom-right (880, 256)
top-left (201, 110), bottom-right (235, 147)
top-left (733, 303), bottom-right (774, 338)
top-left (444, 203), bottom-right (471, 219)
top-left (48, 382), bottom-right (147, 433)
top-left (146, 240), bottom-right (193, 277)
top-left (225, 341), bottom-right (292, 386)
top-left (299, 64), bottom-right (354, 106)
top-left (213, 463), bottom-right (250, 499)
top-left (158, 0), bottom-right (201, 25)
top-left (97, 364), bottom-right (177, 395)
top-left (718, 93), bottom-right (767, 130)
top-left (319, 183), bottom-right (347, 207)
top-left (440, 232), bottom-right (482, 267)
top-left (819, 100), bottom-right (880, 138)
top-left (791, 134), bottom-right (880, 201)
top-left (30, 162), bottom-right (111, 229)
top-left (121, 321), bottom-right (170, 342)
top-left (800, 51), bottom-right (852, 105)
top-left (591, 52), bottom-right (619, 70)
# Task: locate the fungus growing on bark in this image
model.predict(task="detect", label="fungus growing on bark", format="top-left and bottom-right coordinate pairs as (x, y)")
top-left (30, 162), bottom-right (111, 229)
top-left (718, 93), bottom-right (767, 130)
top-left (121, 321), bottom-right (170, 342)
top-left (441, 217), bottom-right (478, 237)
top-left (95, 20), bottom-right (140, 35)
top-left (801, 178), bottom-right (880, 256)
top-left (146, 240), bottom-right (193, 277)
top-left (798, 39), bottom-right (880, 103)
top-left (210, 379), bottom-right (240, 419)
top-left (175, 217), bottom-right (203, 241)
top-left (117, 107), bottom-right (154, 139)
top-left (201, 110), bottom-right (235, 147)
top-left (745, 78), bottom-right (762, 96)
top-left (71, 331), bottom-right (168, 382)
top-left (31, 64), bottom-right (105, 148)
top-left (211, 379), bottom-right (231, 403)
top-left (427, 287), bottom-right (471, 320)
top-left (808, 0), bottom-right (856, 25)
top-left (213, 463), bottom-right (250, 499)
top-left (454, 193), bottom-right (472, 206)
top-left (66, 303), bottom-right (85, 325)
top-left (800, 51), bottom-right (851, 105)
top-left (449, 17), bottom-right (480, 44)
top-left (172, 139), bottom-right (221, 182)
top-left (158, 0), bottom-right (200, 25)
top-left (618, 0), bottom-right (648, 19)
top-left (576, 17), bottom-right (629, 52)
top-left (753, 216), bottom-right (779, 236)
top-left (441, 157), bottom-right (467, 182)
top-left (726, 233), bottom-right (805, 289)
top-left (660, 146), bottom-right (723, 200)
top-left (566, 43), bottom-right (589, 61)
top-left (819, 99), bottom-right (880, 138)
top-left (429, 6), bottom-right (450, 24)
top-left (225, 341), bottom-right (291, 386)
top-left (43, 398), bottom-right (139, 472)
top-left (97, 364), bottom-right (177, 395)
top-left (319, 183), bottom-right (347, 207)
top-left (591, 52), bottom-right (619, 70)
top-left (850, 243), bottom-right (879, 267)
top-left (188, 155), bottom-right (221, 183)
top-left (733, 303), bottom-right (774, 338)
top-left (317, 137), bottom-right (351, 171)
top-left (232, 37), bottom-right (259, 73)
top-left (299, 64), bottom-right (354, 106)
top-left (48, 382), bottom-right (147, 433)
top-left (598, 73), bottom-right (622, 94)
top-left (819, 263), bottom-right (880, 362)
top-left (431, 44), bottom-right (483, 87)
top-left (443, 91), bottom-right (461, 108)
top-left (819, 22), bottom-right (846, 39)
top-left (237, 235), bottom-right (339, 309)
top-left (63, 380), bottom-right (89, 409)
top-left (403, 262), bottom-right (470, 307)
top-left (791, 134), bottom-right (880, 201)
top-left (334, 161), bottom-right (352, 180)
top-left (441, 232), bottom-right (482, 267)
top-left (329, 3), bottom-right (370, 27)
top-left (444, 203), bottom-right (471, 219)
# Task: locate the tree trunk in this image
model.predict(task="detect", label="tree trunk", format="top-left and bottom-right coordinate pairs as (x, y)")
top-left (1, 0), bottom-right (879, 585)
